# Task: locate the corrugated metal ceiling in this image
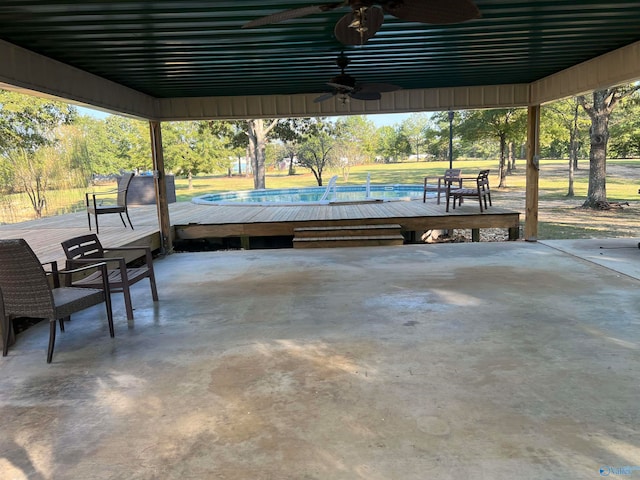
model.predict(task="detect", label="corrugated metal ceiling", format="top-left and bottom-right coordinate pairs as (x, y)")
top-left (1, 1), bottom-right (640, 99)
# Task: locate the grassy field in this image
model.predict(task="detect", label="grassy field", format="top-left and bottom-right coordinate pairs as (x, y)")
top-left (2, 158), bottom-right (640, 240)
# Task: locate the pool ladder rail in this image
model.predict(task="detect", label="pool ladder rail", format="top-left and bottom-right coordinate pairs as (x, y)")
top-left (320, 175), bottom-right (339, 201)
top-left (320, 173), bottom-right (372, 202)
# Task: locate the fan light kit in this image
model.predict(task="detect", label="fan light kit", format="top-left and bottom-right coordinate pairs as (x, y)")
top-left (243, 0), bottom-right (481, 45)
top-left (314, 53), bottom-right (401, 103)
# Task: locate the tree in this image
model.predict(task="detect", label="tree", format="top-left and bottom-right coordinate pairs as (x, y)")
top-left (608, 94), bottom-right (640, 159)
top-left (335, 116), bottom-right (377, 162)
top-left (0, 90), bottom-right (76, 216)
top-left (298, 119), bottom-right (336, 186)
top-left (333, 116), bottom-right (377, 180)
top-left (0, 90), bottom-right (76, 156)
top-left (247, 119), bottom-right (279, 189)
top-left (428, 112), bottom-right (459, 162)
top-left (201, 120), bottom-right (247, 176)
top-left (400, 113), bottom-right (430, 160)
top-left (74, 116), bottom-right (120, 176)
top-left (203, 118), bottom-right (284, 186)
top-left (53, 123), bottom-right (96, 189)
top-left (542, 98), bottom-right (589, 196)
top-left (376, 125), bottom-right (410, 163)
top-left (102, 115), bottom-right (151, 173)
top-left (162, 122), bottom-right (229, 190)
top-left (458, 108), bottom-right (526, 187)
top-left (577, 85), bottom-right (640, 208)
top-left (271, 118), bottom-right (315, 175)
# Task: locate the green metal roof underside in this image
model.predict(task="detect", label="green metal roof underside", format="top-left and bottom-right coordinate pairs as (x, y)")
top-left (1, 0), bottom-right (640, 100)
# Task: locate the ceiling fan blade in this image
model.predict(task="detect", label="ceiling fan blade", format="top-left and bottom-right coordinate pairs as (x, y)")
top-left (243, 2), bottom-right (344, 29)
top-left (314, 92), bottom-right (337, 103)
top-left (359, 82), bottom-right (402, 93)
top-left (382, 0), bottom-right (481, 25)
top-left (327, 82), bottom-right (354, 91)
top-left (334, 7), bottom-right (384, 45)
top-left (350, 90), bottom-right (382, 101)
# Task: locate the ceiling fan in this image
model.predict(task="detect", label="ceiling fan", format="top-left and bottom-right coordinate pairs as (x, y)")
top-left (314, 53), bottom-right (401, 104)
top-left (242, 0), bottom-right (481, 45)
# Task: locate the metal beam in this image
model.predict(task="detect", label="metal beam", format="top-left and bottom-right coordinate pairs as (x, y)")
top-left (531, 40), bottom-right (640, 105)
top-left (154, 84), bottom-right (531, 121)
top-left (0, 39), bottom-right (156, 120)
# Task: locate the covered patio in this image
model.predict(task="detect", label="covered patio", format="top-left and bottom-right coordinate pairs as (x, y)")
top-left (2, 2), bottom-right (640, 479)
top-left (3, 1), bottom-right (640, 249)
top-left (2, 239), bottom-right (640, 479)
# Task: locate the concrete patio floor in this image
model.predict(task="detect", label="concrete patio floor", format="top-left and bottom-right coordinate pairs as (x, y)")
top-left (1, 239), bottom-right (640, 479)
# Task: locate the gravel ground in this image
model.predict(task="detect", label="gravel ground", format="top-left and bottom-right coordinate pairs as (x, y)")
top-left (423, 184), bottom-right (640, 243)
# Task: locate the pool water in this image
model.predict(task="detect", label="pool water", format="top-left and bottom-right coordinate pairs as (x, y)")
top-left (193, 185), bottom-right (430, 206)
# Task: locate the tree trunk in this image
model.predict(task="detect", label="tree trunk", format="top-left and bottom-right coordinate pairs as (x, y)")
top-left (582, 91), bottom-right (610, 208)
top-left (247, 119), bottom-right (266, 189)
top-left (507, 141), bottom-right (514, 172)
top-left (247, 141), bottom-right (256, 181)
top-left (567, 155), bottom-right (575, 197)
top-left (256, 145), bottom-right (266, 189)
top-left (567, 102), bottom-right (579, 196)
top-left (188, 171), bottom-right (193, 190)
top-left (287, 147), bottom-right (296, 176)
top-left (512, 143), bottom-right (520, 171)
top-left (247, 119), bottom-right (279, 190)
top-left (310, 167), bottom-right (322, 186)
top-left (498, 135), bottom-right (508, 188)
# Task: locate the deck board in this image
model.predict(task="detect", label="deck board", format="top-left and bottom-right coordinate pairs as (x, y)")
top-left (0, 199), bottom-right (521, 264)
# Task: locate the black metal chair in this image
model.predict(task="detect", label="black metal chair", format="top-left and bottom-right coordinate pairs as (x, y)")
top-left (0, 239), bottom-right (113, 363)
top-left (86, 172), bottom-right (135, 234)
top-left (61, 233), bottom-right (158, 321)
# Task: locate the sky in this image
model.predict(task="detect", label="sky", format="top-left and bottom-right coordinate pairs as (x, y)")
top-left (77, 106), bottom-right (110, 119)
top-left (364, 113), bottom-right (413, 128)
top-left (77, 106), bottom-right (413, 128)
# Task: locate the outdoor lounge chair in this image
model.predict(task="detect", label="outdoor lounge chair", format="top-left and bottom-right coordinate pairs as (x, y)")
top-left (0, 239), bottom-right (113, 363)
top-left (86, 172), bottom-right (135, 234)
top-left (446, 169), bottom-right (492, 212)
top-left (61, 233), bottom-right (158, 321)
top-left (423, 168), bottom-right (462, 204)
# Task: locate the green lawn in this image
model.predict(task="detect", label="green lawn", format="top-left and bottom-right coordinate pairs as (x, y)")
top-left (175, 158), bottom-right (639, 204)
top-left (174, 159), bottom-right (498, 201)
top-left (3, 158), bottom-right (640, 240)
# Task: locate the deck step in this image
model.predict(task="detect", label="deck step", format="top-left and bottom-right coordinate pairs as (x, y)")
top-left (293, 224), bottom-right (404, 248)
top-left (294, 224), bottom-right (402, 238)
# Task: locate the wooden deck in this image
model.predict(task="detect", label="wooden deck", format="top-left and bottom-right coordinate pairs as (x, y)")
top-left (0, 199), bottom-right (520, 264)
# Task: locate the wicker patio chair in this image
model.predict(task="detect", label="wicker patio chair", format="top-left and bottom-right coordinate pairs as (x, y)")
top-left (0, 239), bottom-right (113, 363)
top-left (61, 233), bottom-right (158, 321)
top-left (86, 172), bottom-right (135, 234)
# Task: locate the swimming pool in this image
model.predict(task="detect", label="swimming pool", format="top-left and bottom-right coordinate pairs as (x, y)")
top-left (193, 184), bottom-right (430, 206)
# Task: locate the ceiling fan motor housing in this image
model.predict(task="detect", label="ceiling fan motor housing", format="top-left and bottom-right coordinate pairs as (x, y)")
top-left (331, 73), bottom-right (356, 89)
